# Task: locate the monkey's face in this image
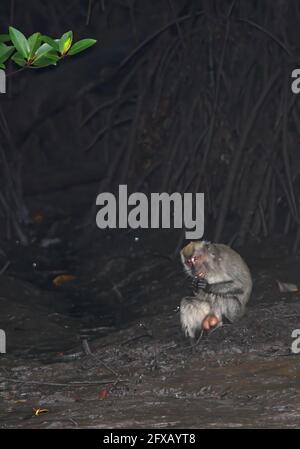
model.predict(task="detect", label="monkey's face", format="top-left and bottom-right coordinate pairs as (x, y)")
top-left (181, 241), bottom-right (210, 278)
top-left (181, 241), bottom-right (229, 285)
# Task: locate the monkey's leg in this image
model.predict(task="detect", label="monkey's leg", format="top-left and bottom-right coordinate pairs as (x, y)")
top-left (209, 295), bottom-right (244, 324)
top-left (180, 297), bottom-right (211, 338)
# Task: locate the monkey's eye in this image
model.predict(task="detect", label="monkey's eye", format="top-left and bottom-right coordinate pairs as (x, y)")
top-left (186, 256), bottom-right (200, 267)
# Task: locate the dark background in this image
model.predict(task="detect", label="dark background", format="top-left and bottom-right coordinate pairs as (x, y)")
top-left (1, 0), bottom-right (300, 255)
top-left (1, 1), bottom-right (300, 429)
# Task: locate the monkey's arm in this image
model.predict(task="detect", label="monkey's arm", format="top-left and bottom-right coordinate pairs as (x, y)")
top-left (206, 280), bottom-right (244, 298)
top-left (193, 278), bottom-right (243, 297)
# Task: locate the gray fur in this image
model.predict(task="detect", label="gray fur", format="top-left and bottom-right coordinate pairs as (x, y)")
top-left (180, 241), bottom-right (252, 339)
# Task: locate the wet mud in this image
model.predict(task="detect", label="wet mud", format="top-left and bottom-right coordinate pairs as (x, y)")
top-left (0, 232), bottom-right (300, 428)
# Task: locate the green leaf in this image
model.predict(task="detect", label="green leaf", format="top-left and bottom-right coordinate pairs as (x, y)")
top-left (59, 30), bottom-right (73, 55)
top-left (33, 43), bottom-right (56, 60)
top-left (11, 51), bottom-right (27, 67)
top-left (30, 43), bottom-right (58, 67)
top-left (28, 32), bottom-right (41, 58)
top-left (33, 48), bottom-right (60, 67)
top-left (0, 34), bottom-right (10, 43)
top-left (9, 26), bottom-right (30, 59)
top-left (0, 43), bottom-right (15, 63)
top-left (41, 35), bottom-right (59, 51)
top-left (0, 63), bottom-right (5, 69)
top-left (32, 53), bottom-right (59, 67)
top-left (68, 38), bottom-right (97, 56)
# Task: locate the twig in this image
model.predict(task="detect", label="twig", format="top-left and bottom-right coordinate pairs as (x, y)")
top-left (168, 0), bottom-right (186, 49)
top-left (121, 333), bottom-right (153, 346)
top-left (197, 1), bottom-right (232, 182)
top-left (6, 67), bottom-right (26, 78)
top-left (86, 0), bottom-right (93, 25)
top-left (85, 117), bottom-right (132, 152)
top-left (0, 378), bottom-right (128, 387)
top-left (214, 69), bottom-right (280, 242)
top-left (0, 261), bottom-right (10, 275)
top-left (69, 417), bottom-right (78, 427)
top-left (119, 12), bottom-right (204, 70)
top-left (238, 18), bottom-right (292, 57)
top-left (81, 339), bottom-right (119, 377)
top-left (82, 339), bottom-right (92, 356)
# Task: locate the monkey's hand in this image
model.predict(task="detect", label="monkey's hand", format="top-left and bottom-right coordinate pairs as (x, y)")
top-left (192, 276), bottom-right (208, 293)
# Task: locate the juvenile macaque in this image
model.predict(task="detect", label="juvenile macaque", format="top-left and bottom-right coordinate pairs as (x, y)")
top-left (180, 241), bottom-right (252, 341)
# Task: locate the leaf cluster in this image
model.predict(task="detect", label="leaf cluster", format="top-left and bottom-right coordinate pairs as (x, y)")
top-left (0, 27), bottom-right (97, 69)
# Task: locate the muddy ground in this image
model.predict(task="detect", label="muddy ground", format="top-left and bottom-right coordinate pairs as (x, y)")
top-left (0, 229), bottom-right (300, 428)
